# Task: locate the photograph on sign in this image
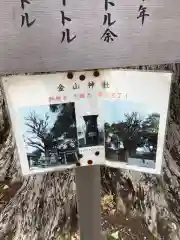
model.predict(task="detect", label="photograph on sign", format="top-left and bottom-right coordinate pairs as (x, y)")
top-left (75, 98), bottom-right (105, 165)
top-left (103, 70), bottom-right (172, 174)
top-left (104, 101), bottom-right (159, 169)
top-left (19, 102), bottom-right (79, 170)
top-left (1, 71), bottom-right (105, 175)
top-left (1, 69), bottom-right (172, 175)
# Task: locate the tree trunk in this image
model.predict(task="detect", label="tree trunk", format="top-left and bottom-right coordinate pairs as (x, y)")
top-left (114, 64), bottom-right (180, 239)
top-left (1, 64), bottom-right (180, 239)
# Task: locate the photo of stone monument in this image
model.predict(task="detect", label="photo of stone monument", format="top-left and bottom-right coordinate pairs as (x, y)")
top-left (75, 100), bottom-right (104, 148)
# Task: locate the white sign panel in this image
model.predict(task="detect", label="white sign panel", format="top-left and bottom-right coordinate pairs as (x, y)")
top-left (0, 0), bottom-right (180, 73)
top-left (1, 69), bottom-right (171, 175)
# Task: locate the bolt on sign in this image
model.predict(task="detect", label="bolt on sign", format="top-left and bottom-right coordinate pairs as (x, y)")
top-left (1, 69), bottom-right (172, 175)
top-left (0, 0), bottom-right (180, 74)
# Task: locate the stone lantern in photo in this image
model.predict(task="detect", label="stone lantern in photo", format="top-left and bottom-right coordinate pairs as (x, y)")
top-left (83, 115), bottom-right (99, 146)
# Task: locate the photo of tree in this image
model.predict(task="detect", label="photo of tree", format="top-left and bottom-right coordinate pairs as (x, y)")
top-left (104, 100), bottom-right (160, 168)
top-left (20, 102), bottom-right (78, 169)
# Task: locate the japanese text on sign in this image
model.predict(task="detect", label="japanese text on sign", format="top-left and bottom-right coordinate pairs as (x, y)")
top-left (101, 0), bottom-right (118, 42)
top-left (60, 0), bottom-right (76, 43)
top-left (137, 0), bottom-right (149, 25)
top-left (21, 0), bottom-right (36, 27)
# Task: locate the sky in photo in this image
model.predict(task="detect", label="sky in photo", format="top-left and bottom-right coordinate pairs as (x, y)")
top-left (104, 100), bottom-right (156, 124)
top-left (75, 98), bottom-right (104, 130)
top-left (19, 105), bottom-right (60, 153)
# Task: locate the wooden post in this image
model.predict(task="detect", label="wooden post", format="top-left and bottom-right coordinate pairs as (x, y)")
top-left (75, 165), bottom-right (102, 240)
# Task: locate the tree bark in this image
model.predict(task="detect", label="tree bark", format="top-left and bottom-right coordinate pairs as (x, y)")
top-left (114, 64), bottom-right (180, 239)
top-left (0, 64), bottom-right (180, 239)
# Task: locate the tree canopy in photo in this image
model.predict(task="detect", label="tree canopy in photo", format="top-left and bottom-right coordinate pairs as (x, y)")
top-left (105, 111), bottom-right (160, 154)
top-left (24, 103), bottom-right (77, 156)
top-left (50, 103), bottom-right (77, 140)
